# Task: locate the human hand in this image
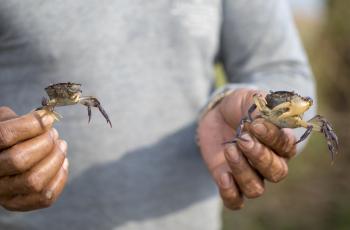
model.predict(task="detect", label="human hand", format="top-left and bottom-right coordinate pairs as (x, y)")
top-left (0, 107), bottom-right (68, 211)
top-left (197, 88), bottom-right (296, 209)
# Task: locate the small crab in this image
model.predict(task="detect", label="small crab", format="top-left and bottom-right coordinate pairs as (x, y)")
top-left (229, 91), bottom-right (338, 161)
top-left (37, 82), bottom-right (112, 127)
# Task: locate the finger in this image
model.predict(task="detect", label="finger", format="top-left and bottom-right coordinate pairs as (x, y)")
top-left (0, 159), bottom-right (68, 211)
top-left (197, 109), bottom-right (244, 210)
top-left (43, 158), bottom-right (69, 204)
top-left (0, 140), bottom-right (67, 196)
top-left (0, 110), bottom-right (55, 150)
top-left (212, 164), bottom-right (244, 210)
top-left (237, 133), bottom-right (289, 183)
top-left (248, 118), bottom-right (297, 158)
top-left (0, 107), bottom-right (17, 122)
top-left (0, 128), bottom-right (59, 177)
top-left (224, 144), bottom-right (264, 198)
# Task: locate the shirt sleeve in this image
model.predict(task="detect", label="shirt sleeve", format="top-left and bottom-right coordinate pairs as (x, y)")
top-left (212, 0), bottom-right (316, 151)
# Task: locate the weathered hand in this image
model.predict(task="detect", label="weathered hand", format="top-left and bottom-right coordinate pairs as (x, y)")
top-left (0, 107), bottom-right (68, 211)
top-left (197, 89), bottom-right (296, 210)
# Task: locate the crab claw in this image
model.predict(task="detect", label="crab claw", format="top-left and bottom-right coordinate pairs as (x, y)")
top-left (87, 106), bottom-right (92, 123)
top-left (96, 103), bottom-right (112, 128)
top-left (308, 115), bottom-right (339, 161)
top-left (79, 96), bottom-right (112, 127)
top-left (321, 118), bottom-right (339, 161)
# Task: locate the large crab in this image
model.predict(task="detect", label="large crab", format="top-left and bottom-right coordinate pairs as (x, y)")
top-left (36, 82), bottom-right (112, 127)
top-left (230, 91), bottom-right (338, 161)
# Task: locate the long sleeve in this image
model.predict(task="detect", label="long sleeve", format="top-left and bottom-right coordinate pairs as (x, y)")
top-left (219, 0), bottom-right (315, 92)
top-left (214, 0), bottom-right (316, 151)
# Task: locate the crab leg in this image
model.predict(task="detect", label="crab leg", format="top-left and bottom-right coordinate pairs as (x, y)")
top-left (87, 106), bottom-right (92, 123)
top-left (224, 103), bottom-right (258, 144)
top-left (79, 96), bottom-right (112, 127)
top-left (309, 115), bottom-right (338, 160)
top-left (248, 103), bottom-right (257, 121)
top-left (35, 98), bottom-right (62, 122)
top-left (299, 115), bottom-right (339, 161)
top-left (295, 125), bottom-right (313, 144)
top-left (223, 117), bottom-right (249, 144)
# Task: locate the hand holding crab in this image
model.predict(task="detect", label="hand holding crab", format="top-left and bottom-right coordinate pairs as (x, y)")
top-left (231, 90), bottom-right (338, 161)
top-left (197, 89), bottom-right (297, 210)
top-left (0, 107), bottom-right (68, 211)
top-left (197, 88), bottom-right (339, 210)
top-left (0, 83), bottom-right (112, 211)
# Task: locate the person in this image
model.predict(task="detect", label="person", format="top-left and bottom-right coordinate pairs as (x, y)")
top-left (0, 0), bottom-right (315, 229)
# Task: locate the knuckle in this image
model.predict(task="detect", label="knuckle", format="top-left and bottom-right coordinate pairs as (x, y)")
top-left (255, 150), bottom-right (272, 166)
top-left (270, 164), bottom-right (288, 183)
top-left (0, 106), bottom-right (14, 115)
top-left (270, 130), bottom-right (283, 148)
top-left (25, 173), bottom-right (44, 193)
top-left (7, 146), bottom-right (27, 173)
top-left (284, 137), bottom-right (297, 157)
top-left (0, 106), bottom-right (10, 111)
top-left (277, 129), bottom-right (297, 157)
top-left (0, 126), bottom-right (14, 148)
top-left (0, 106), bottom-right (16, 115)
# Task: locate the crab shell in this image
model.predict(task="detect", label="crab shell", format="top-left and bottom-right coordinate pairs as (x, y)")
top-left (45, 82), bottom-right (82, 101)
top-left (265, 91), bottom-right (313, 110)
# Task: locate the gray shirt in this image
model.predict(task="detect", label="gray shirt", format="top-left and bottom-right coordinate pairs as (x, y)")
top-left (0, 0), bottom-right (315, 229)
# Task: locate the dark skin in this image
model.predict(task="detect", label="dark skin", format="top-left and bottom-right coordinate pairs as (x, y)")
top-left (0, 88), bottom-right (294, 211)
top-left (197, 88), bottom-right (296, 209)
top-left (0, 107), bottom-right (68, 211)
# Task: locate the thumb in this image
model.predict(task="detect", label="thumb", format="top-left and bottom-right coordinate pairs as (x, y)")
top-left (218, 89), bottom-right (261, 129)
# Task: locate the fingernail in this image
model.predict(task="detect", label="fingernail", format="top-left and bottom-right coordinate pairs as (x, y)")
top-left (58, 140), bottom-right (67, 153)
top-left (220, 173), bottom-right (233, 189)
top-left (50, 128), bottom-right (59, 140)
top-left (253, 123), bottom-right (266, 137)
top-left (238, 134), bottom-right (254, 150)
top-left (45, 190), bottom-right (53, 200)
top-left (63, 158), bottom-right (69, 171)
top-left (225, 144), bottom-right (240, 163)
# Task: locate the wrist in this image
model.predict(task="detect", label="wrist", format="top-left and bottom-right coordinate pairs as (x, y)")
top-left (199, 84), bottom-right (259, 122)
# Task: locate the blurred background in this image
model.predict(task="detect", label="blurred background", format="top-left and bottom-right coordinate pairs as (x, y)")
top-left (222, 0), bottom-right (350, 229)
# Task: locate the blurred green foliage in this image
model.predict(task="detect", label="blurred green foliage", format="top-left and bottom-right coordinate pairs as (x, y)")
top-left (221, 1), bottom-right (350, 229)
top-left (214, 64), bottom-right (227, 88)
